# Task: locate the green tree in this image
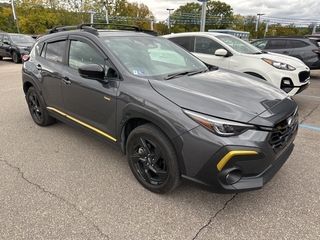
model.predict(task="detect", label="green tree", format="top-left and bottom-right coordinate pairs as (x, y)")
top-left (171, 0), bottom-right (233, 33)
top-left (0, 4), bottom-right (16, 32)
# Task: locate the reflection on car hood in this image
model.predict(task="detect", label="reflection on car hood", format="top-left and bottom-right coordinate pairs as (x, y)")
top-left (150, 69), bottom-right (288, 123)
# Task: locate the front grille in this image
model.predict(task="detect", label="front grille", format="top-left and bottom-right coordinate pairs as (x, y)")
top-left (299, 71), bottom-right (310, 83)
top-left (268, 109), bottom-right (299, 154)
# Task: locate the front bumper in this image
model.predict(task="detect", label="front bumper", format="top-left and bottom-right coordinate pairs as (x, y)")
top-left (176, 102), bottom-right (298, 193)
top-left (182, 142), bottom-right (294, 193)
top-left (265, 66), bottom-right (310, 96)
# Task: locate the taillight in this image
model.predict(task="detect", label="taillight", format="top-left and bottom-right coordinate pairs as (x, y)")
top-left (312, 49), bottom-right (320, 54)
top-left (22, 55), bottom-right (30, 61)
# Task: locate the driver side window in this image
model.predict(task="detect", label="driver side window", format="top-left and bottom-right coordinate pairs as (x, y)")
top-left (69, 40), bottom-right (118, 79)
top-left (194, 37), bottom-right (223, 55)
top-left (69, 40), bottom-right (104, 69)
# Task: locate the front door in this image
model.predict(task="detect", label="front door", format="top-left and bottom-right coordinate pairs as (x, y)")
top-left (61, 37), bottom-right (120, 142)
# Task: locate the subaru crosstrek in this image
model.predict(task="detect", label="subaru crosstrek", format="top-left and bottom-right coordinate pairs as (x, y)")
top-left (22, 24), bottom-right (299, 194)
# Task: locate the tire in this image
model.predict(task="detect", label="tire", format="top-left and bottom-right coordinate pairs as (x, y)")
top-left (12, 51), bottom-right (21, 63)
top-left (126, 123), bottom-right (181, 194)
top-left (26, 87), bottom-right (55, 126)
top-left (0, 56), bottom-right (3, 60)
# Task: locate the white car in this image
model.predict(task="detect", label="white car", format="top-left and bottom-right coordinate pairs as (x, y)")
top-left (162, 32), bottom-right (310, 96)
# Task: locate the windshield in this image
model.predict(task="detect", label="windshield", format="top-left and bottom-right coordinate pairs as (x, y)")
top-left (101, 36), bottom-right (208, 80)
top-left (10, 35), bottom-right (35, 44)
top-left (216, 35), bottom-right (262, 54)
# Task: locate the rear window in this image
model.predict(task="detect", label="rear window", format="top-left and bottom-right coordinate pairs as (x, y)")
top-left (169, 37), bottom-right (193, 51)
top-left (309, 39), bottom-right (320, 47)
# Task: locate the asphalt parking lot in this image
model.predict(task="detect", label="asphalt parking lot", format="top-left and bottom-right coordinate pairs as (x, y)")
top-left (0, 59), bottom-right (319, 240)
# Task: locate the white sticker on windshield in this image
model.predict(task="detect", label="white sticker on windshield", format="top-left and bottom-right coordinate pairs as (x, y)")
top-left (132, 70), bottom-right (145, 75)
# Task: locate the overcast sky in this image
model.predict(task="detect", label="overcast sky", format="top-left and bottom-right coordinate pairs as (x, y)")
top-left (128, 0), bottom-right (320, 25)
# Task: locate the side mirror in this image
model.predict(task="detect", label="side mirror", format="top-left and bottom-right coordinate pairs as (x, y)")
top-left (3, 41), bottom-right (10, 45)
top-left (215, 49), bottom-right (228, 57)
top-left (206, 63), bottom-right (219, 71)
top-left (78, 64), bottom-right (105, 80)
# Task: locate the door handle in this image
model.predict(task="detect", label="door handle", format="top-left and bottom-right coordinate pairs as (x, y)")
top-left (283, 51), bottom-right (289, 54)
top-left (62, 76), bottom-right (71, 85)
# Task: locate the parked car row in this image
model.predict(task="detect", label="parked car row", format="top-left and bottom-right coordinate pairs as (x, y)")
top-left (0, 32), bottom-right (35, 63)
top-left (163, 32), bottom-right (310, 96)
top-left (22, 23), bottom-right (299, 194)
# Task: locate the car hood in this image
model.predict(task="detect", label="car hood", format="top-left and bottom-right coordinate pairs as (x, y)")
top-left (149, 69), bottom-right (288, 123)
top-left (246, 51), bottom-right (308, 67)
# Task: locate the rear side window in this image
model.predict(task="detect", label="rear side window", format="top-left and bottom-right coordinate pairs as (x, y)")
top-left (169, 37), bottom-right (192, 51)
top-left (267, 40), bottom-right (287, 49)
top-left (290, 40), bottom-right (309, 48)
top-left (44, 41), bottom-right (66, 63)
top-left (35, 42), bottom-right (44, 55)
top-left (309, 39), bottom-right (320, 47)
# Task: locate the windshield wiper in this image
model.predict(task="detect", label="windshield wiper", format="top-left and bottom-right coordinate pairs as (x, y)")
top-left (164, 70), bottom-right (207, 80)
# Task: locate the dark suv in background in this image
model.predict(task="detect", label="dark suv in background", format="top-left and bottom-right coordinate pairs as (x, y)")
top-left (251, 36), bottom-right (320, 69)
top-left (0, 33), bottom-right (35, 63)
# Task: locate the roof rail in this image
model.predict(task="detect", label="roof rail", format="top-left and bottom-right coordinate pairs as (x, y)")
top-left (45, 23), bottom-right (158, 36)
top-left (264, 35), bottom-right (307, 39)
top-left (46, 25), bottom-right (77, 34)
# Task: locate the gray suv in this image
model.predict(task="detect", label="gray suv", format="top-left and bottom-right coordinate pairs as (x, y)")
top-left (22, 23), bottom-right (298, 194)
top-left (251, 36), bottom-right (320, 69)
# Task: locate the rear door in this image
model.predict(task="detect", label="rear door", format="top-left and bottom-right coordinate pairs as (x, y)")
top-left (265, 39), bottom-right (294, 55)
top-left (35, 36), bottom-right (67, 112)
top-left (290, 39), bottom-right (316, 65)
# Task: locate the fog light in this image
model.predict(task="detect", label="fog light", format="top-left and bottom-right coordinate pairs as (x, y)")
top-left (283, 80), bottom-right (291, 85)
top-left (225, 169), bottom-right (243, 184)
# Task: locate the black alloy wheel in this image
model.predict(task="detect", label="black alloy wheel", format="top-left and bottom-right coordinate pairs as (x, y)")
top-left (126, 123), bottom-right (180, 194)
top-left (12, 51), bottom-right (21, 63)
top-left (26, 87), bottom-right (55, 126)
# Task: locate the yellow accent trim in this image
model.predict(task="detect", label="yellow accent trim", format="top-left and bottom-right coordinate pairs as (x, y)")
top-left (217, 151), bottom-right (258, 171)
top-left (47, 107), bottom-right (117, 142)
top-left (104, 96), bottom-right (110, 101)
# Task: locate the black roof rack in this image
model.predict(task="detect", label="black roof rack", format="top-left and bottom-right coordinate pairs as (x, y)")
top-left (45, 25), bottom-right (77, 34)
top-left (45, 23), bottom-right (159, 36)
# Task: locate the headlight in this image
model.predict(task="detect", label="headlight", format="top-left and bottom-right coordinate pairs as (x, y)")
top-left (183, 110), bottom-right (256, 136)
top-left (262, 58), bottom-right (296, 71)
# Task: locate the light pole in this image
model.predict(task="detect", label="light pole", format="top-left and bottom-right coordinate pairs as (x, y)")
top-left (198, 0), bottom-right (209, 32)
top-left (166, 8), bottom-right (174, 34)
top-left (256, 13), bottom-right (265, 39)
top-left (103, 1), bottom-right (113, 24)
top-left (11, 0), bottom-right (20, 33)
